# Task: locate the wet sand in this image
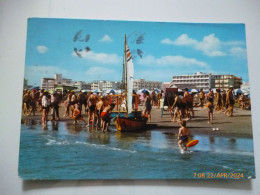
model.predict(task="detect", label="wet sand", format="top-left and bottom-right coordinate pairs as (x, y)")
top-left (21, 103), bottom-right (253, 138)
top-left (150, 106), bottom-right (253, 138)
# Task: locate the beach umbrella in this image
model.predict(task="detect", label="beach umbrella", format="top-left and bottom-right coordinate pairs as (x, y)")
top-left (212, 88), bottom-right (217, 93)
top-left (141, 89), bottom-right (149, 93)
top-left (178, 88), bottom-right (182, 92)
top-left (115, 90), bottom-right (121, 94)
top-left (191, 89), bottom-right (199, 93)
top-left (235, 89), bottom-right (243, 94)
top-left (109, 89), bottom-right (116, 94)
top-left (137, 89), bottom-right (143, 94)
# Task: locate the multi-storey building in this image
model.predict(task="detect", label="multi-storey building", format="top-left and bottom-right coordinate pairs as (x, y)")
top-left (54, 74), bottom-right (62, 84)
top-left (240, 81), bottom-right (250, 92)
top-left (102, 81), bottom-right (121, 91)
top-left (41, 74), bottom-right (73, 90)
top-left (91, 80), bottom-right (121, 91)
top-left (61, 78), bottom-right (73, 86)
top-left (172, 72), bottom-right (212, 90)
top-left (40, 78), bottom-right (55, 91)
top-left (73, 81), bottom-right (91, 90)
top-left (171, 72), bottom-right (242, 90)
top-left (212, 75), bottom-right (242, 90)
top-left (133, 79), bottom-right (162, 91)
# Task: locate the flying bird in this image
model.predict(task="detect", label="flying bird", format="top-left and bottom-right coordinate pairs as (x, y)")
top-left (136, 34), bottom-right (145, 44)
top-left (74, 48), bottom-right (82, 58)
top-left (137, 49), bottom-right (143, 58)
top-left (85, 47), bottom-right (91, 52)
top-left (85, 34), bottom-right (90, 42)
top-left (73, 30), bottom-right (82, 42)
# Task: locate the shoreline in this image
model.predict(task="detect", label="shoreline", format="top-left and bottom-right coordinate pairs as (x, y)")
top-left (21, 104), bottom-right (253, 138)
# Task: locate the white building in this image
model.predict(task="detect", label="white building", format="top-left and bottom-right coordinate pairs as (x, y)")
top-left (91, 80), bottom-right (121, 91)
top-left (133, 79), bottom-right (162, 91)
top-left (74, 81), bottom-right (91, 90)
top-left (41, 78), bottom-right (55, 91)
top-left (54, 74), bottom-right (62, 84)
top-left (240, 81), bottom-right (250, 93)
top-left (102, 81), bottom-right (121, 91)
top-left (172, 72), bottom-right (212, 90)
top-left (61, 78), bottom-right (73, 86)
top-left (172, 72), bottom-right (242, 90)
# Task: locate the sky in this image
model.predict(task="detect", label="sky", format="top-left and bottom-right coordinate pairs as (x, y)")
top-left (24, 18), bottom-right (249, 86)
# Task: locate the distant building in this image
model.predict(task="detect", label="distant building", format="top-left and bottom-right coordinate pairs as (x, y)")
top-left (54, 74), bottom-right (62, 84)
top-left (240, 81), bottom-right (250, 92)
top-left (41, 74), bottom-right (73, 90)
top-left (172, 72), bottom-right (212, 90)
top-left (102, 81), bottom-right (121, 91)
top-left (23, 79), bottom-right (28, 89)
top-left (41, 78), bottom-right (55, 91)
top-left (61, 78), bottom-right (73, 86)
top-left (133, 79), bottom-right (162, 91)
top-left (91, 80), bottom-right (121, 91)
top-left (171, 72), bottom-right (242, 90)
top-left (163, 82), bottom-right (171, 91)
top-left (212, 75), bottom-right (242, 90)
top-left (74, 81), bottom-right (91, 90)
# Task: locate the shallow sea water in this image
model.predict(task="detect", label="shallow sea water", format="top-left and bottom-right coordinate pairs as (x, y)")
top-left (19, 119), bottom-right (255, 179)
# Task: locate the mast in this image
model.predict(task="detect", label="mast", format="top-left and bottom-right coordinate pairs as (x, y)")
top-left (124, 35), bottom-right (127, 91)
top-left (124, 34), bottom-right (128, 115)
top-left (121, 59), bottom-right (125, 89)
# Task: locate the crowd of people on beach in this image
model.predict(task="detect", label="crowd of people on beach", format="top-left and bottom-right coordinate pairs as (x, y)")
top-left (168, 86), bottom-right (250, 124)
top-left (22, 86), bottom-right (250, 134)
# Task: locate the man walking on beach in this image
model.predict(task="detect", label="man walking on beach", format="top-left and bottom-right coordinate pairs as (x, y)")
top-left (225, 86), bottom-right (235, 117)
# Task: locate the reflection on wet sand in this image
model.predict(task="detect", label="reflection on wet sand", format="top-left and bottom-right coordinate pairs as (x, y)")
top-left (86, 131), bottom-right (110, 145)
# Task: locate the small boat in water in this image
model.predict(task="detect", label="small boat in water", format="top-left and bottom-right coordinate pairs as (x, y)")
top-left (114, 35), bottom-right (148, 131)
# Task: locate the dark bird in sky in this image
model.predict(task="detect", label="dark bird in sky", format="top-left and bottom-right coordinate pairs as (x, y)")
top-left (136, 34), bottom-right (145, 44)
top-left (137, 49), bottom-right (143, 58)
top-left (85, 47), bottom-right (91, 52)
top-left (85, 34), bottom-right (90, 42)
top-left (73, 30), bottom-right (82, 42)
top-left (74, 48), bottom-right (82, 58)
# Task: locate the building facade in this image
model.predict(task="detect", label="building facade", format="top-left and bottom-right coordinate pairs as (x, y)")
top-left (91, 80), bottom-right (121, 91)
top-left (212, 75), bottom-right (242, 90)
top-left (74, 81), bottom-right (91, 90)
top-left (54, 74), bottom-right (62, 85)
top-left (133, 79), bottom-right (162, 91)
top-left (41, 74), bottom-right (73, 90)
top-left (40, 78), bottom-right (55, 91)
top-left (171, 72), bottom-right (242, 90)
top-left (172, 72), bottom-right (212, 90)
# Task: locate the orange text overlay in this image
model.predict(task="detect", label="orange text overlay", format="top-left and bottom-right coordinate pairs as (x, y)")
top-left (193, 172), bottom-right (244, 179)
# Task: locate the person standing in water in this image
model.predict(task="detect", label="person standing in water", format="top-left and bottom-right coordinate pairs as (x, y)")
top-left (178, 120), bottom-right (190, 152)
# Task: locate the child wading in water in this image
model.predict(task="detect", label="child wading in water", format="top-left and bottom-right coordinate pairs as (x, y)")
top-left (178, 120), bottom-right (190, 152)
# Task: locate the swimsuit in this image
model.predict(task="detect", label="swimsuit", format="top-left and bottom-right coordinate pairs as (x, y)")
top-left (101, 111), bottom-right (110, 122)
top-left (179, 135), bottom-right (188, 142)
top-left (89, 105), bottom-right (96, 111)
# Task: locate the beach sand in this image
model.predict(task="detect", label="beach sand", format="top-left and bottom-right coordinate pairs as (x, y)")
top-left (21, 103), bottom-right (253, 138)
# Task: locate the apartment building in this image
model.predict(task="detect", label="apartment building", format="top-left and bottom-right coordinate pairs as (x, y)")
top-left (133, 79), bottom-right (162, 91)
top-left (172, 72), bottom-right (242, 90)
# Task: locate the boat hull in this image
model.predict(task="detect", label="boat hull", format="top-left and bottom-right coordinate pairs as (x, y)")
top-left (115, 117), bottom-right (148, 131)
